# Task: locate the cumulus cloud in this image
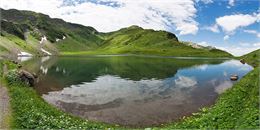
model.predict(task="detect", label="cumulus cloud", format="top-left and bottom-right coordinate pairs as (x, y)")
top-left (197, 41), bottom-right (209, 46)
top-left (0, 0), bottom-right (199, 35)
top-left (217, 42), bottom-right (260, 56)
top-left (223, 35), bottom-right (230, 40)
top-left (196, 0), bottom-right (213, 4)
top-left (216, 14), bottom-right (258, 33)
top-left (228, 0), bottom-right (235, 6)
top-left (175, 76), bottom-right (197, 88)
top-left (203, 24), bottom-right (220, 33)
top-left (214, 81), bottom-right (233, 94)
top-left (244, 30), bottom-right (260, 38)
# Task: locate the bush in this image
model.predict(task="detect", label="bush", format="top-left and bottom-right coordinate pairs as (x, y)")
top-left (5, 69), bottom-right (21, 84)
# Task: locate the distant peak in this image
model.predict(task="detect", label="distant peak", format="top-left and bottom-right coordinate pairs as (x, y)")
top-left (128, 25), bottom-right (142, 29)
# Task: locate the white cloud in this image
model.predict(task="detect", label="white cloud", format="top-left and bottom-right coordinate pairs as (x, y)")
top-left (196, 0), bottom-right (213, 4)
top-left (204, 24), bottom-right (219, 33)
top-left (223, 35), bottom-right (230, 40)
top-left (216, 14), bottom-right (258, 33)
top-left (214, 81), bottom-right (233, 94)
top-left (0, 0), bottom-right (199, 35)
top-left (244, 29), bottom-right (260, 38)
top-left (197, 41), bottom-right (209, 46)
top-left (253, 42), bottom-right (260, 47)
top-left (217, 42), bottom-right (260, 56)
top-left (175, 76), bottom-right (197, 88)
top-left (228, 0), bottom-right (235, 6)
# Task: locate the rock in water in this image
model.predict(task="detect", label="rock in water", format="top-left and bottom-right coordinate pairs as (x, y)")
top-left (18, 70), bottom-right (35, 86)
top-left (230, 74), bottom-right (239, 81)
top-left (240, 59), bottom-right (245, 64)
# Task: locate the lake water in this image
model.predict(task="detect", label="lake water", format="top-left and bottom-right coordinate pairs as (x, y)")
top-left (21, 55), bottom-right (253, 127)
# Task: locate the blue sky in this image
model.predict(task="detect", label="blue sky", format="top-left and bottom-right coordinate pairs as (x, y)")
top-left (1, 0), bottom-right (259, 56)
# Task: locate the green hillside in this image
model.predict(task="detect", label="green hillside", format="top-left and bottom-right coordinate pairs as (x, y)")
top-left (0, 8), bottom-right (232, 57)
top-left (239, 49), bottom-right (260, 67)
top-left (93, 26), bottom-right (232, 57)
top-left (1, 8), bottom-right (103, 54)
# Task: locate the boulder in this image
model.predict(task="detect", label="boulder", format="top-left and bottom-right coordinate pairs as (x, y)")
top-left (11, 60), bottom-right (18, 64)
top-left (18, 70), bottom-right (37, 86)
top-left (240, 59), bottom-right (245, 64)
top-left (230, 74), bottom-right (239, 81)
top-left (18, 64), bottom-right (22, 68)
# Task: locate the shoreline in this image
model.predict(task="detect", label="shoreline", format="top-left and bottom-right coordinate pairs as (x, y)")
top-left (0, 57), bottom-right (259, 129)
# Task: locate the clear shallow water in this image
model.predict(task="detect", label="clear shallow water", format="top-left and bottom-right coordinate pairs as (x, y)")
top-left (21, 56), bottom-right (253, 127)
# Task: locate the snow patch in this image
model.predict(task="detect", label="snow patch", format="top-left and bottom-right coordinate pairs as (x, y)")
top-left (55, 38), bottom-right (60, 42)
top-left (17, 56), bottom-right (32, 62)
top-left (40, 66), bottom-right (48, 74)
top-left (56, 36), bottom-right (66, 42)
top-left (40, 35), bottom-right (47, 44)
top-left (41, 48), bottom-right (52, 55)
top-left (41, 56), bottom-right (50, 63)
top-left (18, 51), bottom-right (33, 57)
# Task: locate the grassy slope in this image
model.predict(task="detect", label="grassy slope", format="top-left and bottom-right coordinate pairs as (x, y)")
top-left (1, 8), bottom-right (103, 52)
top-left (62, 26), bottom-right (232, 57)
top-left (0, 33), bottom-right (57, 57)
top-left (239, 49), bottom-right (260, 67)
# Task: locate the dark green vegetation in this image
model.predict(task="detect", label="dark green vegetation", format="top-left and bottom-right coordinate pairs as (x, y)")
top-left (1, 8), bottom-right (232, 57)
top-left (239, 49), bottom-right (260, 67)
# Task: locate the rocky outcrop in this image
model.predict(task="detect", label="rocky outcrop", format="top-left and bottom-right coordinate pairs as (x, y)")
top-left (18, 70), bottom-right (37, 86)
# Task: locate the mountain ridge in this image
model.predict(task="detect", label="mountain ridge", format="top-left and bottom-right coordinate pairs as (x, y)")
top-left (0, 8), bottom-right (232, 58)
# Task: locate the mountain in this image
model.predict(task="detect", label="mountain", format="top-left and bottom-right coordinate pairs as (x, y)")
top-left (239, 49), bottom-right (260, 67)
top-left (0, 8), bottom-right (232, 58)
top-left (0, 8), bottom-right (103, 54)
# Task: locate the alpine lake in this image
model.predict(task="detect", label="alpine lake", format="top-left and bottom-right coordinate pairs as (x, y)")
top-left (20, 55), bottom-right (253, 127)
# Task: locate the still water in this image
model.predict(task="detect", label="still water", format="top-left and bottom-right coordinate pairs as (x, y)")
top-left (21, 55), bottom-right (253, 127)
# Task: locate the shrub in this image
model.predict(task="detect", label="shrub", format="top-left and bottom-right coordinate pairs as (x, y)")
top-left (5, 69), bottom-right (21, 85)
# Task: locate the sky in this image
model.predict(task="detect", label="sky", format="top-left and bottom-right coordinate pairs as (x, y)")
top-left (1, 0), bottom-right (259, 56)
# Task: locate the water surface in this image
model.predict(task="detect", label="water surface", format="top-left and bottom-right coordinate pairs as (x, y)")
top-left (21, 56), bottom-right (253, 127)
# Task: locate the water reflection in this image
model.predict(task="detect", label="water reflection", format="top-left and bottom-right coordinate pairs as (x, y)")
top-left (17, 56), bottom-right (32, 62)
top-left (21, 56), bottom-right (253, 127)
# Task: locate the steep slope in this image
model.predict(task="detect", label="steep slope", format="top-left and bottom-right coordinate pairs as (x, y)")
top-left (0, 8), bottom-right (232, 57)
top-left (239, 49), bottom-right (260, 67)
top-left (1, 8), bottom-right (103, 53)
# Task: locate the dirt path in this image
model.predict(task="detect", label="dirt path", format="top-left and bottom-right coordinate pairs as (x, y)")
top-left (0, 83), bottom-right (11, 129)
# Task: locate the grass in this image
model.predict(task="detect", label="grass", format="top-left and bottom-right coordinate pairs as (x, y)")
top-left (239, 49), bottom-right (260, 67)
top-left (61, 26), bottom-right (232, 58)
top-left (61, 46), bottom-right (233, 58)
